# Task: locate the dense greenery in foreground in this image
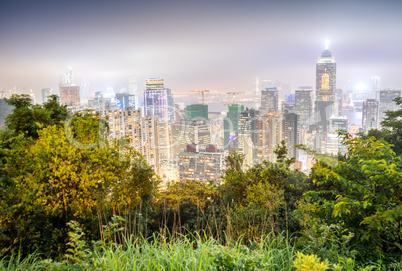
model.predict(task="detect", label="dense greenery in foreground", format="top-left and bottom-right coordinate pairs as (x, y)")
top-left (0, 95), bottom-right (401, 270)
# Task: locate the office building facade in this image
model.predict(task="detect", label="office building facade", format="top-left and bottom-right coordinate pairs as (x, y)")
top-left (362, 98), bottom-right (379, 132)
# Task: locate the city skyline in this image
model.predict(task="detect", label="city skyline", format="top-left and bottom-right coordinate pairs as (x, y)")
top-left (1, 0), bottom-right (402, 98)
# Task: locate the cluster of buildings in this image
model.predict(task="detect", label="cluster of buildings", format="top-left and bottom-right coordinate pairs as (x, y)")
top-left (3, 48), bottom-right (400, 183)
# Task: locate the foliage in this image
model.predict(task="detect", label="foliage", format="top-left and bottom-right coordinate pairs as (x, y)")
top-left (301, 132), bottom-right (402, 265)
top-left (220, 147), bottom-right (309, 240)
top-left (292, 251), bottom-right (329, 271)
top-left (0, 111), bottom-right (158, 256)
top-left (4, 94), bottom-right (67, 139)
top-left (1, 231), bottom-right (295, 271)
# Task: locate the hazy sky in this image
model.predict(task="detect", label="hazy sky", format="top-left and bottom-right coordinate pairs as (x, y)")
top-left (1, 0), bottom-right (401, 99)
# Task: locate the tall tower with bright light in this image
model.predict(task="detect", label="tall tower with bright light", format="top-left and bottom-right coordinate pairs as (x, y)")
top-left (314, 45), bottom-right (336, 133)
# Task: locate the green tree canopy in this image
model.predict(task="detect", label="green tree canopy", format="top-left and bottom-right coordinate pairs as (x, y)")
top-left (304, 132), bottom-right (402, 263)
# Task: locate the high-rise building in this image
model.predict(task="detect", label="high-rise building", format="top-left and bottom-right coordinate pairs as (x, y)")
top-left (129, 75), bottom-right (139, 109)
top-left (167, 88), bottom-right (175, 122)
top-left (362, 98), bottom-right (379, 132)
top-left (186, 104), bottom-right (208, 121)
top-left (282, 102), bottom-right (295, 114)
top-left (59, 85), bottom-right (80, 106)
top-left (145, 78), bottom-right (164, 90)
top-left (335, 89), bottom-right (343, 116)
top-left (41, 88), bottom-right (52, 103)
top-left (178, 144), bottom-right (225, 182)
top-left (284, 93), bottom-right (295, 103)
top-left (144, 89), bottom-right (169, 121)
top-left (238, 108), bottom-right (259, 166)
top-left (103, 107), bottom-right (160, 174)
top-left (59, 68), bottom-right (80, 106)
top-left (315, 49), bottom-right (336, 133)
top-left (324, 116), bottom-right (348, 155)
top-left (255, 112), bottom-right (282, 163)
top-left (371, 76), bottom-right (381, 100)
top-left (295, 89), bottom-right (313, 128)
top-left (144, 78), bottom-right (173, 122)
top-left (116, 93), bottom-right (135, 109)
top-left (80, 80), bottom-right (89, 105)
top-left (261, 87), bottom-right (278, 113)
top-left (282, 112), bottom-right (299, 158)
top-left (379, 90), bottom-right (401, 123)
top-left (224, 104), bottom-right (244, 150)
top-left (170, 119), bottom-right (211, 162)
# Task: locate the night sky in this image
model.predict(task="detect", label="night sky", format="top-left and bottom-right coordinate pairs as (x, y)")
top-left (1, 0), bottom-right (401, 99)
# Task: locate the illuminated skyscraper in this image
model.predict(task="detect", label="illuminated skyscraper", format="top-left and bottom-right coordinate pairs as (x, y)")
top-left (261, 87), bottom-right (278, 113)
top-left (144, 78), bottom-right (174, 121)
top-left (371, 76), bottom-right (381, 100)
top-left (128, 75), bottom-right (139, 109)
top-left (362, 98), bottom-right (379, 132)
top-left (282, 111), bottom-right (299, 158)
top-left (224, 104), bottom-right (244, 150)
top-left (145, 78), bottom-right (164, 90)
top-left (80, 80), bottom-right (90, 105)
top-left (379, 90), bottom-right (401, 123)
top-left (315, 49), bottom-right (336, 133)
top-left (59, 68), bottom-right (80, 106)
top-left (255, 112), bottom-right (282, 163)
top-left (144, 89), bottom-right (169, 120)
top-left (238, 108), bottom-right (259, 165)
top-left (295, 89), bottom-right (313, 128)
top-left (178, 144), bottom-right (224, 182)
top-left (116, 93), bottom-right (135, 109)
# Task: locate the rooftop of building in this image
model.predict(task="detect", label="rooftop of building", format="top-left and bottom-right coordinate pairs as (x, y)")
top-left (318, 49), bottom-right (335, 63)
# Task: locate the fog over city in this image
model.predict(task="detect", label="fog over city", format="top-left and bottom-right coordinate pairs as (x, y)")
top-left (1, 0), bottom-right (402, 100)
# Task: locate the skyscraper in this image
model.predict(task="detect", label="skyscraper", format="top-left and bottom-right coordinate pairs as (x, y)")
top-left (371, 76), bottom-right (381, 100)
top-left (362, 98), bottom-right (379, 132)
top-left (255, 112), bottom-right (282, 163)
top-left (144, 78), bottom-right (173, 122)
top-left (145, 78), bottom-right (164, 90)
top-left (80, 80), bottom-right (90, 105)
top-left (178, 144), bottom-right (224, 182)
top-left (282, 112), bottom-right (299, 158)
top-left (59, 68), bottom-right (80, 106)
top-left (144, 89), bottom-right (169, 121)
top-left (295, 89), bottom-right (312, 128)
top-left (224, 104), bottom-right (244, 150)
top-left (167, 88), bottom-right (175, 122)
top-left (315, 49), bottom-right (336, 133)
top-left (59, 85), bottom-right (80, 106)
top-left (103, 108), bottom-right (161, 175)
top-left (261, 87), bottom-right (278, 113)
top-left (129, 75), bottom-right (139, 109)
top-left (116, 93), bottom-right (135, 109)
top-left (238, 108), bottom-right (259, 165)
top-left (186, 104), bottom-right (208, 121)
top-left (379, 90), bottom-right (401, 123)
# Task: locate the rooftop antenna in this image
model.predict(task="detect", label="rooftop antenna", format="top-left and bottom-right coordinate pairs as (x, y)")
top-left (325, 40), bottom-right (329, 50)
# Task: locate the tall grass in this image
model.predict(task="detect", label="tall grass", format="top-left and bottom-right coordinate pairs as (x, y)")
top-left (0, 252), bottom-right (45, 271)
top-left (91, 233), bottom-right (294, 271)
top-left (0, 233), bottom-right (295, 270)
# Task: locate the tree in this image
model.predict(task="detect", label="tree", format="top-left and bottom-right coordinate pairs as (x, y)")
top-left (302, 132), bottom-right (402, 264)
top-left (4, 94), bottom-right (67, 139)
top-left (0, 113), bottom-right (159, 255)
top-left (220, 148), bottom-right (308, 239)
